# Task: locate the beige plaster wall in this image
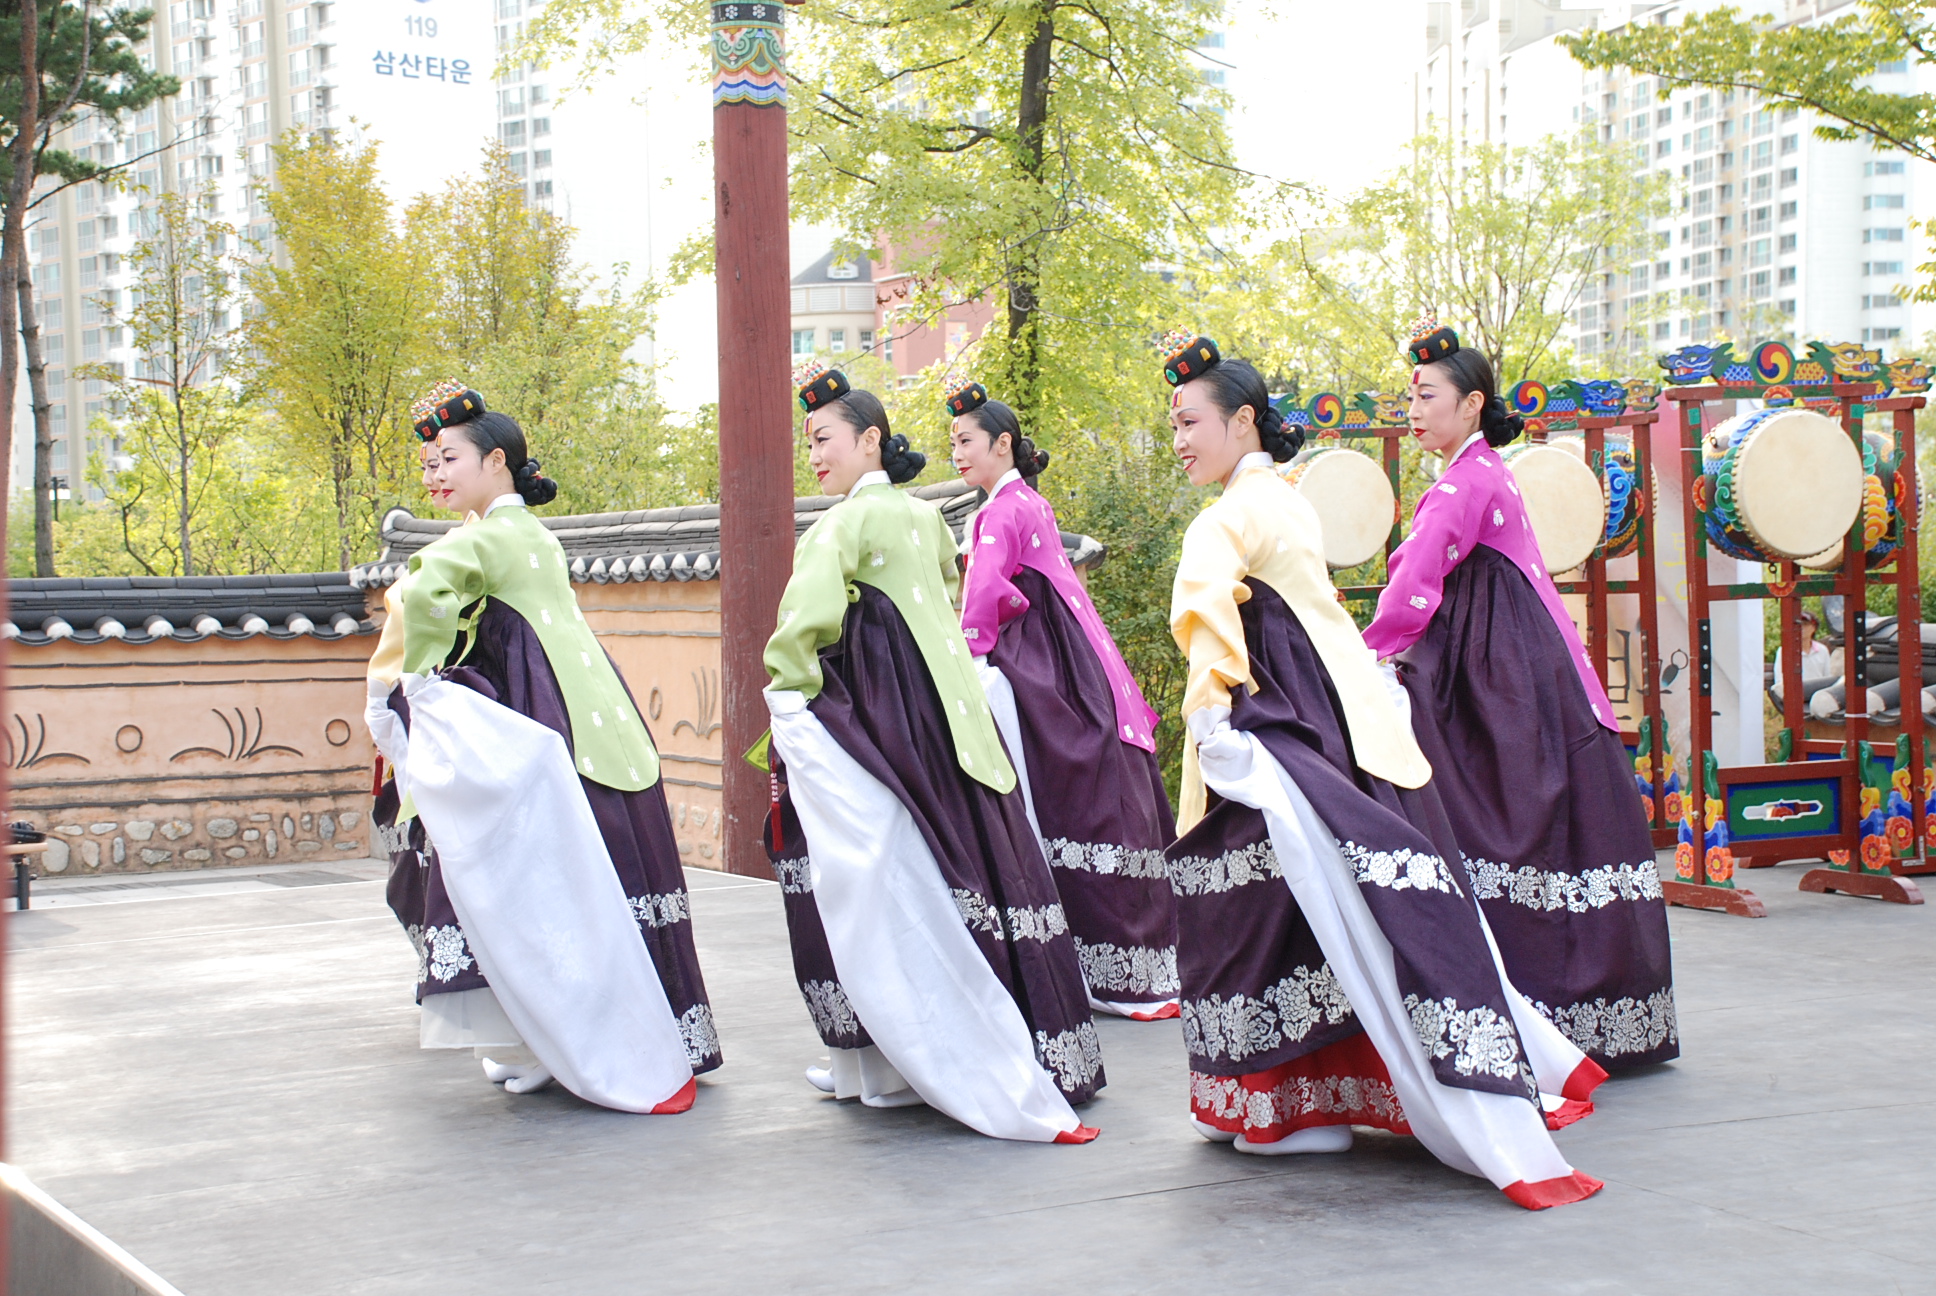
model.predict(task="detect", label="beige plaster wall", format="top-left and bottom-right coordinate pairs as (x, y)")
top-left (7, 633), bottom-right (376, 875)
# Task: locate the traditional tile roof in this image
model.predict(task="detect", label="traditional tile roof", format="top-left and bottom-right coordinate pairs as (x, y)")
top-left (352, 480), bottom-right (1108, 588)
top-left (4, 572), bottom-right (373, 647)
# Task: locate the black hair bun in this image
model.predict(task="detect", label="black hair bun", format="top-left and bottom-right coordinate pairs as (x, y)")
top-left (1015, 436), bottom-right (1051, 480)
top-left (1257, 402), bottom-right (1302, 462)
top-left (514, 456), bottom-right (559, 506)
top-left (411, 380), bottom-right (487, 442)
top-left (943, 377), bottom-right (989, 417)
top-left (881, 433), bottom-right (927, 485)
top-left (1480, 395), bottom-right (1525, 448)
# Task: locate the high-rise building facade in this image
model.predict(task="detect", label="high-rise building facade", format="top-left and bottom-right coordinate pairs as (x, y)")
top-left (1414, 0), bottom-right (1934, 368)
top-left (12, 0), bottom-right (494, 502)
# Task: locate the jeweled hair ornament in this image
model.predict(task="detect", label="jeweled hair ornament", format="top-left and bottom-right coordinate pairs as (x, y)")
top-left (794, 359), bottom-right (851, 414)
top-left (1405, 311), bottom-right (1460, 366)
top-left (411, 379), bottom-right (486, 442)
top-left (943, 376), bottom-right (989, 417)
top-left (1160, 329), bottom-right (1221, 386)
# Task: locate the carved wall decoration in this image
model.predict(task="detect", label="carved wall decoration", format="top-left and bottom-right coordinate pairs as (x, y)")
top-left (7, 715), bottom-right (91, 769)
top-left (324, 719), bottom-right (352, 747)
top-left (171, 707), bottom-right (305, 763)
top-left (673, 669), bottom-right (722, 740)
top-left (115, 725), bottom-right (144, 754)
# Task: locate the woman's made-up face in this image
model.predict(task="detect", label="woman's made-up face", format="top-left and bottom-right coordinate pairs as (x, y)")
top-left (434, 429), bottom-right (509, 519)
top-left (1408, 363), bottom-right (1485, 458)
top-left (420, 442), bottom-right (450, 510)
top-left (807, 408), bottom-right (880, 497)
top-left (1170, 380), bottom-right (1251, 488)
top-left (949, 412), bottom-right (1010, 493)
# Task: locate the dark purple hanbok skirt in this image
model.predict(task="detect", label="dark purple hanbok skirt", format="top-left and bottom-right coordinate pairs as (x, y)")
top-left (987, 567), bottom-right (1178, 1013)
top-left (1167, 579), bottom-right (1539, 1137)
top-left (768, 584), bottom-right (1103, 1103)
top-left (375, 600), bottom-right (722, 1075)
top-left (1397, 544), bottom-right (1677, 1071)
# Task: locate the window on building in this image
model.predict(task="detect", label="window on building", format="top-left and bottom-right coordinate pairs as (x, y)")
top-left (1865, 260), bottom-right (1904, 275)
top-left (533, 150), bottom-right (551, 168)
top-left (1657, 260), bottom-right (1672, 280)
top-left (828, 328), bottom-right (847, 353)
top-left (1865, 160), bottom-right (1906, 176)
top-left (499, 87), bottom-right (525, 115)
top-left (1864, 294), bottom-right (1903, 309)
top-left (502, 120), bottom-right (527, 145)
top-left (1694, 251), bottom-right (1713, 275)
top-left (1693, 188), bottom-right (1714, 216)
top-left (42, 333), bottom-right (63, 363)
top-left (1864, 194), bottom-right (1906, 210)
top-left (826, 259), bottom-right (859, 280)
top-left (533, 180), bottom-right (553, 201)
top-left (1752, 141), bottom-right (1772, 169)
top-left (1864, 327), bottom-right (1903, 342)
top-left (1778, 266), bottom-right (1797, 285)
top-left (1877, 59), bottom-right (1908, 74)
top-left (1630, 263), bottom-right (1650, 289)
top-left (860, 329), bottom-right (875, 352)
top-left (1779, 167), bottom-right (1797, 187)
top-left (508, 152), bottom-right (527, 176)
top-left (1779, 233), bottom-right (1797, 253)
top-left (1656, 139), bottom-right (1671, 158)
top-left (1864, 227), bottom-right (1906, 243)
top-left (532, 118), bottom-right (550, 136)
top-left (1749, 238), bottom-right (1770, 267)
top-left (1753, 110), bottom-right (1773, 136)
top-left (41, 297), bottom-right (59, 329)
top-left (1751, 270), bottom-right (1771, 299)
top-left (1780, 134), bottom-right (1798, 153)
top-left (1780, 201), bottom-right (1797, 220)
top-left (791, 328), bottom-right (815, 356)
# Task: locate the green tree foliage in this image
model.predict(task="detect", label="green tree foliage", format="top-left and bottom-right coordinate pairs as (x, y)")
top-left (404, 147), bottom-right (706, 515)
top-left (1561, 1), bottom-right (1936, 299)
top-left (1218, 133), bottom-right (1667, 392)
top-left (0, 1), bottom-right (179, 574)
top-left (242, 133), bottom-right (426, 570)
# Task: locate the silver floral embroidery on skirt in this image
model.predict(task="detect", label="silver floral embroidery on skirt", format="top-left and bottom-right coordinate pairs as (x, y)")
top-left (1045, 837), bottom-right (1169, 880)
top-left (1034, 1021), bottom-right (1103, 1093)
top-left (1403, 994), bottom-right (1529, 1086)
top-left (1341, 842), bottom-right (1463, 896)
top-left (1004, 903), bottom-right (1070, 942)
top-left (1464, 855), bottom-right (1664, 912)
top-left (1167, 841), bottom-right (1282, 896)
top-left (678, 1003), bottom-right (720, 1066)
top-left (770, 856), bottom-right (814, 895)
top-left (1181, 965), bottom-right (1353, 1063)
top-left (951, 888), bottom-right (1002, 934)
top-left (1189, 1069), bottom-right (1404, 1133)
top-left (419, 924), bottom-right (475, 983)
top-left (1533, 988), bottom-right (1678, 1058)
top-left (1075, 938), bottom-right (1179, 997)
top-left (629, 891), bottom-right (692, 928)
top-left (800, 979), bottom-right (862, 1040)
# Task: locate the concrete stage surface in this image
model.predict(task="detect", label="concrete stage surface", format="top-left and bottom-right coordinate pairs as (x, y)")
top-left (11, 858), bottom-right (1933, 1294)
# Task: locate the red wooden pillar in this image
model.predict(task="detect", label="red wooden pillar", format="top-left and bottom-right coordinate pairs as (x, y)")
top-left (713, 0), bottom-right (795, 878)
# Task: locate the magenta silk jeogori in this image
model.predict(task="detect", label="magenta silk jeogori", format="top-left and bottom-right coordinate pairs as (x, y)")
top-left (960, 473), bottom-right (1161, 752)
top-left (1364, 436), bottom-right (1619, 732)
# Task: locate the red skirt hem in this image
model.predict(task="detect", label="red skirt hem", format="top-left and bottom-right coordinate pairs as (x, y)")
top-left (650, 1077), bottom-right (698, 1114)
top-left (1189, 1033), bottom-right (1412, 1142)
top-left (1562, 1056), bottom-right (1609, 1103)
top-left (1054, 1124), bottom-right (1101, 1144)
top-left (1544, 1097), bottom-right (1595, 1130)
top-left (1502, 1171), bottom-right (1604, 1210)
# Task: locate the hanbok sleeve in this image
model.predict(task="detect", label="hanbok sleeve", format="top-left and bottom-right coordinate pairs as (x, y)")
top-left (764, 507), bottom-right (863, 700)
top-left (1363, 470), bottom-right (1491, 661)
top-left (959, 500), bottom-right (1028, 657)
top-left (1169, 503), bottom-right (1256, 720)
top-left (397, 529), bottom-right (492, 677)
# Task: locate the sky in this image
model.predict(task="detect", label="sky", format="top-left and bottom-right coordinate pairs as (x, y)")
top-left (615, 0), bottom-right (1428, 411)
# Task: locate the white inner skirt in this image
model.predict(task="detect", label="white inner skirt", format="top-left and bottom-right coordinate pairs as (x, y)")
top-left (767, 686), bottom-right (1081, 1143)
top-left (420, 987), bottom-right (523, 1050)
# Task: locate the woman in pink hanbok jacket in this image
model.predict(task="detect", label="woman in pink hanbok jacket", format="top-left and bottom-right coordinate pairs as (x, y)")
top-left (1364, 316), bottom-right (1677, 1073)
top-left (947, 378), bottom-right (1180, 1019)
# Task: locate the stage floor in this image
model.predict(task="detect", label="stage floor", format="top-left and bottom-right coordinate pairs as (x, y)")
top-left (11, 856), bottom-right (1933, 1294)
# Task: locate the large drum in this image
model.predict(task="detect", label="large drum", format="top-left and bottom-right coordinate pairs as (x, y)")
top-left (1797, 429), bottom-right (1904, 571)
top-left (1278, 445), bottom-right (1396, 570)
top-left (1501, 443), bottom-right (1607, 574)
top-left (1700, 407), bottom-right (1863, 562)
top-left (1546, 434), bottom-right (1652, 560)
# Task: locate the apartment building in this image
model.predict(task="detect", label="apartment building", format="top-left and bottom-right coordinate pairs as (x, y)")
top-left (12, 0), bottom-right (496, 500)
top-left (790, 252), bottom-right (879, 365)
top-left (1415, 0), bottom-right (1934, 367)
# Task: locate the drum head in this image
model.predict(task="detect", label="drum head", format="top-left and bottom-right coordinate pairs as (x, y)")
top-left (1283, 448), bottom-right (1395, 569)
top-left (1505, 445), bottom-right (1606, 573)
top-left (1729, 408), bottom-right (1864, 558)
